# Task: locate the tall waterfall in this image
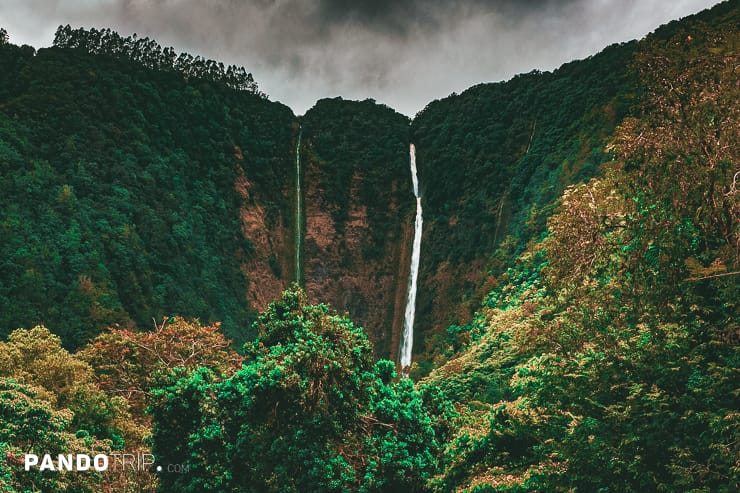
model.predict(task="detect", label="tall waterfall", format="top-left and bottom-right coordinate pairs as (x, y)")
top-left (400, 143), bottom-right (422, 373)
top-left (294, 128), bottom-right (302, 283)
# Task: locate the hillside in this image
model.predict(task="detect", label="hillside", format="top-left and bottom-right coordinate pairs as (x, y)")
top-left (0, 29), bottom-right (301, 347)
top-left (0, 30), bottom-right (417, 354)
top-left (422, 2), bottom-right (739, 490)
top-left (0, 2), bottom-right (738, 491)
top-left (410, 38), bottom-right (637, 371)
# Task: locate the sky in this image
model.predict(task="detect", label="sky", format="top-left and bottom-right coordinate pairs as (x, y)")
top-left (0, 0), bottom-right (724, 116)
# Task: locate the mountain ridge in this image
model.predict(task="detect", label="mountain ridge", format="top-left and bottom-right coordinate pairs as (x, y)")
top-left (0, 1), bottom-right (736, 361)
top-left (0, 1), bottom-right (737, 491)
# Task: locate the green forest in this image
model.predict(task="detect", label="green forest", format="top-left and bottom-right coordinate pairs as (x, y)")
top-left (0, 25), bottom-right (295, 347)
top-left (0, 1), bottom-right (738, 492)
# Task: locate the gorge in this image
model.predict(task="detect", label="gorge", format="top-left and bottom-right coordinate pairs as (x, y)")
top-left (0, 3), bottom-right (738, 491)
top-left (0, 2), bottom-right (737, 373)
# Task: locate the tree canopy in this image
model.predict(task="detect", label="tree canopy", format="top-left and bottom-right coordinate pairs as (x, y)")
top-left (151, 288), bottom-right (452, 493)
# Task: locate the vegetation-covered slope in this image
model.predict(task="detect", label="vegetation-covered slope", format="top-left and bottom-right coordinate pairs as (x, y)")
top-left (0, 28), bottom-right (295, 346)
top-left (423, 2), bottom-right (739, 490)
top-left (410, 37), bottom-right (638, 370)
top-left (0, 2), bottom-right (738, 491)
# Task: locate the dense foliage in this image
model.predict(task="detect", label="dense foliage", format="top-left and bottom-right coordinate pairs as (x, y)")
top-left (413, 42), bottom-right (635, 257)
top-left (0, 378), bottom-right (109, 493)
top-left (0, 321), bottom-right (243, 492)
top-left (53, 25), bottom-right (263, 95)
top-left (0, 327), bottom-right (144, 492)
top-left (409, 30), bottom-right (638, 358)
top-left (0, 2), bottom-right (737, 492)
top-left (80, 317), bottom-right (243, 419)
top-left (151, 288), bottom-right (452, 493)
top-left (0, 31), bottom-right (295, 346)
top-left (425, 4), bottom-right (739, 490)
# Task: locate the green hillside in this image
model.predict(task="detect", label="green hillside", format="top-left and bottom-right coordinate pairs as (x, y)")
top-left (0, 1), bottom-right (738, 491)
top-left (0, 27), bottom-right (295, 346)
top-left (422, 2), bottom-right (740, 490)
top-left (409, 37), bottom-right (638, 365)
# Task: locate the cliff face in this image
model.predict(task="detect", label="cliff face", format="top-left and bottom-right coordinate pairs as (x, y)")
top-left (302, 167), bottom-right (410, 356)
top-left (300, 98), bottom-right (413, 357)
top-left (235, 157), bottom-right (292, 315)
top-left (408, 41), bottom-right (638, 370)
top-left (287, 45), bottom-right (636, 364)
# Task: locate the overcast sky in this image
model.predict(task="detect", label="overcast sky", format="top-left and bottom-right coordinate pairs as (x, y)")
top-left (0, 0), bottom-right (724, 116)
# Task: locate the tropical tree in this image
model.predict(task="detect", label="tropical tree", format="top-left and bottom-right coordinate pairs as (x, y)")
top-left (151, 288), bottom-right (448, 493)
top-left (80, 317), bottom-right (243, 420)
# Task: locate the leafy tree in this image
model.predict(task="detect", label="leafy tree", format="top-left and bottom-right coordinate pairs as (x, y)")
top-left (0, 378), bottom-right (111, 493)
top-left (79, 317), bottom-right (243, 419)
top-left (0, 326), bottom-right (142, 446)
top-left (151, 288), bottom-right (448, 493)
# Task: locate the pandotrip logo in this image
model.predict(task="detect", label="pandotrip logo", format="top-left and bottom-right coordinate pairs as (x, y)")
top-left (23, 453), bottom-right (188, 473)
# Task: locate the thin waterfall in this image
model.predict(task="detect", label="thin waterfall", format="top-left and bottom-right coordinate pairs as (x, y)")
top-left (294, 127), bottom-right (302, 283)
top-left (400, 143), bottom-right (422, 374)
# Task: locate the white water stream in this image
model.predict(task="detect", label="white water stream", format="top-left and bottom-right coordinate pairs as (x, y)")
top-left (400, 143), bottom-right (422, 373)
top-left (295, 128), bottom-right (302, 283)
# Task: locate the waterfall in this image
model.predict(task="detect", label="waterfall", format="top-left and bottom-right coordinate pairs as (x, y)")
top-left (400, 143), bottom-right (422, 374)
top-left (294, 128), bottom-right (302, 283)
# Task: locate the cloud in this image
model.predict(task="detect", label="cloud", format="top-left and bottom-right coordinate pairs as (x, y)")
top-left (0, 0), bottom-right (724, 116)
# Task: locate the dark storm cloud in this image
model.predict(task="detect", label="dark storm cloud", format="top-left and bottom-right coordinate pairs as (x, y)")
top-left (316, 0), bottom-right (425, 34)
top-left (312, 0), bottom-right (581, 38)
top-left (0, 0), bottom-right (723, 115)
